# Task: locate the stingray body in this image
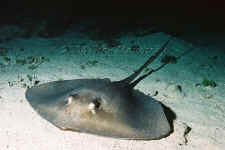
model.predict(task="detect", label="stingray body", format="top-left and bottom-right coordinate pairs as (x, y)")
top-left (26, 40), bottom-right (171, 140)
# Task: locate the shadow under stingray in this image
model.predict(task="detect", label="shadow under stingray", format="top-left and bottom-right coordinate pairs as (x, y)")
top-left (160, 103), bottom-right (176, 134)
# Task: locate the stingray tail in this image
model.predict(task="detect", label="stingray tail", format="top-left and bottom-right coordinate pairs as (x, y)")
top-left (117, 39), bottom-right (170, 87)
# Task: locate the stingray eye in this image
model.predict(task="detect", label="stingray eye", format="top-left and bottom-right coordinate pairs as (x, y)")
top-left (66, 96), bottom-right (73, 105)
top-left (88, 98), bottom-right (101, 114)
top-left (66, 94), bottom-right (79, 105)
top-left (92, 99), bottom-right (101, 109)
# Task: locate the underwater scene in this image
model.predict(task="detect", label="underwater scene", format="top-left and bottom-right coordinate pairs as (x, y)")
top-left (0, 14), bottom-right (225, 150)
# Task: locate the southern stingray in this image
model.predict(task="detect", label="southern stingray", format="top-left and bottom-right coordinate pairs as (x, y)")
top-left (26, 39), bottom-right (173, 140)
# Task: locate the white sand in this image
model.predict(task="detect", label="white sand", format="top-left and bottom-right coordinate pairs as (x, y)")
top-left (0, 29), bottom-right (225, 150)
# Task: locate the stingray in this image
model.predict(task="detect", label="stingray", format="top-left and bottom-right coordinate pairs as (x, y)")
top-left (26, 40), bottom-right (172, 140)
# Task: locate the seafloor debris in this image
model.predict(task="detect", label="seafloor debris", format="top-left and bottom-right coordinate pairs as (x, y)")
top-left (201, 78), bottom-right (217, 88)
top-left (16, 56), bottom-right (50, 70)
top-left (173, 121), bottom-right (192, 146)
top-left (0, 47), bottom-right (9, 56)
top-left (164, 83), bottom-right (186, 99)
top-left (8, 74), bottom-right (40, 88)
top-left (80, 60), bottom-right (99, 69)
top-left (161, 55), bottom-right (177, 64)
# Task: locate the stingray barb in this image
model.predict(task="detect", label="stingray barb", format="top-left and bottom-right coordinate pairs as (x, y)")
top-left (119, 38), bottom-right (194, 88)
top-left (26, 39), bottom-right (175, 140)
top-left (116, 39), bottom-right (170, 88)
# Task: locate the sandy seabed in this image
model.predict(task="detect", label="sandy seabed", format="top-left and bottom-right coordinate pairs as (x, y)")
top-left (0, 30), bottom-right (225, 150)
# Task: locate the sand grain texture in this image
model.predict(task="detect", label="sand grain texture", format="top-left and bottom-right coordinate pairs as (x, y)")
top-left (0, 31), bottom-right (225, 150)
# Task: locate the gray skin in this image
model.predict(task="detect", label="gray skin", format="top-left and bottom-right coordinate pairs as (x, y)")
top-left (26, 40), bottom-right (171, 140)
